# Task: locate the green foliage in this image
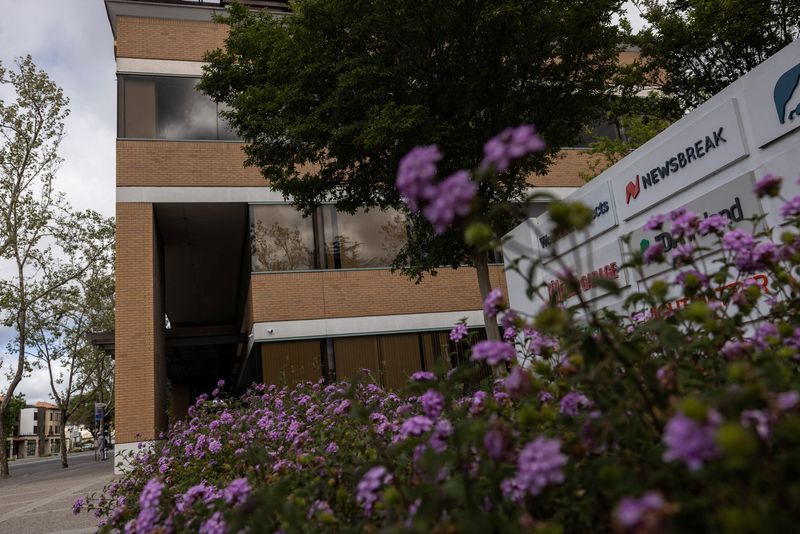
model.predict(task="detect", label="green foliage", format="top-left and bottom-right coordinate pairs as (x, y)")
top-left (1, 394), bottom-right (25, 437)
top-left (633, 0), bottom-right (800, 110)
top-left (200, 0), bottom-right (625, 279)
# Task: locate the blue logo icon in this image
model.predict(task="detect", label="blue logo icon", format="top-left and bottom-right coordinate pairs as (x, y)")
top-left (774, 62), bottom-right (800, 124)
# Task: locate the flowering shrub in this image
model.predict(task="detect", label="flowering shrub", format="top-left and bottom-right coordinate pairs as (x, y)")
top-left (81, 133), bottom-right (800, 532)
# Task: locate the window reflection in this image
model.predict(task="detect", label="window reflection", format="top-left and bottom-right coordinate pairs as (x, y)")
top-left (250, 205), bottom-right (315, 271)
top-left (118, 75), bottom-right (241, 141)
top-left (250, 205), bottom-right (408, 272)
top-left (320, 207), bottom-right (407, 269)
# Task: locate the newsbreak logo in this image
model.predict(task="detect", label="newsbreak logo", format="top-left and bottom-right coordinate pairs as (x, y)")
top-left (625, 175), bottom-right (641, 204)
top-left (774, 62), bottom-right (800, 124)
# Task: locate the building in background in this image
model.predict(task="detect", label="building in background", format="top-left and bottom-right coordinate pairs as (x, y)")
top-left (4, 402), bottom-right (61, 460)
top-left (104, 0), bottom-right (609, 465)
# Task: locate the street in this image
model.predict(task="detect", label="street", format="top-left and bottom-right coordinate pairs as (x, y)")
top-left (0, 451), bottom-right (114, 533)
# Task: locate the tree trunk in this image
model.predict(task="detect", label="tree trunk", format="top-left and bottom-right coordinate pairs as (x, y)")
top-left (473, 249), bottom-right (502, 342)
top-left (0, 419), bottom-right (8, 478)
top-left (60, 409), bottom-right (68, 468)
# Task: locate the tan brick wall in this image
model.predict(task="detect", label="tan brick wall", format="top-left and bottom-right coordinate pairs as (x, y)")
top-left (527, 149), bottom-right (599, 188)
top-left (251, 266), bottom-right (509, 323)
top-left (115, 203), bottom-right (167, 444)
top-left (116, 16), bottom-right (227, 62)
top-left (117, 140), bottom-right (265, 187)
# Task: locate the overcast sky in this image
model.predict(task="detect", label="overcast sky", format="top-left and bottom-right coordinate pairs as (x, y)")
top-left (0, 0), bottom-right (115, 402)
top-left (0, 0), bottom-right (645, 403)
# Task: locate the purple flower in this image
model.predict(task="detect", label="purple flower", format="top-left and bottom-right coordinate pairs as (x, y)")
top-left (670, 211), bottom-right (700, 239)
top-left (356, 466), bottom-right (392, 516)
top-left (644, 213), bottom-right (669, 231)
top-left (423, 170), bottom-right (478, 233)
top-left (471, 340), bottom-right (515, 365)
top-left (527, 329), bottom-right (558, 354)
top-left (722, 228), bottom-right (754, 254)
top-left (308, 500), bottom-right (334, 520)
top-left (429, 418), bottom-right (453, 453)
top-left (469, 390), bottom-right (487, 416)
top-left (643, 242), bottom-right (664, 265)
top-left (502, 437), bottom-right (567, 501)
top-left (449, 322), bottom-right (468, 341)
top-left (72, 497), bottom-right (84, 516)
top-left (481, 124), bottom-right (545, 173)
top-left (420, 390), bottom-right (445, 419)
top-left (698, 213), bottom-right (729, 236)
top-left (721, 340), bottom-right (751, 360)
top-left (538, 390), bottom-right (554, 403)
top-left (223, 478), bottom-right (250, 505)
top-left (134, 478), bottom-right (164, 533)
top-left (396, 145), bottom-right (441, 211)
top-left (208, 439), bottom-right (222, 454)
top-left (411, 371), bottom-right (435, 382)
top-left (559, 392), bottom-right (592, 416)
top-left (780, 195), bottom-right (800, 218)
top-left (503, 326), bottom-right (516, 340)
top-left (614, 491), bottom-right (667, 530)
top-left (504, 366), bottom-right (532, 398)
top-left (484, 428), bottom-right (508, 460)
top-left (399, 415), bottom-right (434, 439)
top-left (754, 173), bottom-right (782, 198)
top-left (325, 442), bottom-right (339, 454)
top-left (483, 288), bottom-right (504, 318)
top-left (741, 409), bottom-right (770, 439)
top-left (777, 391), bottom-right (799, 411)
top-left (199, 512), bottom-right (226, 534)
top-left (662, 412), bottom-right (721, 470)
top-left (672, 242), bottom-right (694, 264)
top-left (755, 323), bottom-right (780, 350)
top-left (675, 269), bottom-right (709, 290)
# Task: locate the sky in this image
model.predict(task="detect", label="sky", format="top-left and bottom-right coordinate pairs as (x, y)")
top-left (0, 0), bottom-right (646, 403)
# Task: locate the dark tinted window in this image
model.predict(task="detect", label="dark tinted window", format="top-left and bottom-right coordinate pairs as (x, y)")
top-left (250, 205), bottom-right (316, 271)
top-left (118, 75), bottom-right (241, 141)
top-left (320, 207), bottom-right (407, 269)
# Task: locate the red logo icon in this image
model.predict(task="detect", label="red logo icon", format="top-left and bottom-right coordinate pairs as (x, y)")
top-left (625, 175), bottom-right (641, 204)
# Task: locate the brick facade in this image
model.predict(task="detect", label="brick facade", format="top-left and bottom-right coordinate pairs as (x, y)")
top-left (250, 266), bottom-right (508, 323)
top-left (116, 16), bottom-right (227, 62)
top-left (117, 140), bottom-right (265, 187)
top-left (115, 203), bottom-right (167, 444)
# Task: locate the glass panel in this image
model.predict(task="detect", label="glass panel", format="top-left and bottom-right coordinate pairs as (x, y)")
top-left (321, 207), bottom-right (407, 269)
top-left (156, 77), bottom-right (217, 140)
top-left (217, 102), bottom-right (241, 141)
top-left (250, 205), bottom-right (316, 271)
top-left (119, 75), bottom-right (241, 141)
top-left (122, 77), bottom-right (156, 138)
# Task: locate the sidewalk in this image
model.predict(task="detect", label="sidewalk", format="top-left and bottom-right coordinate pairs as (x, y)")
top-left (0, 452), bottom-right (114, 533)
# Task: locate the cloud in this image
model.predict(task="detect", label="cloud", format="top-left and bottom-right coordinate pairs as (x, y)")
top-left (0, 0), bottom-right (114, 403)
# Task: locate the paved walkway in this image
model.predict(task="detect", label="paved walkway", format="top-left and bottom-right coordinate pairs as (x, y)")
top-left (0, 451), bottom-right (114, 533)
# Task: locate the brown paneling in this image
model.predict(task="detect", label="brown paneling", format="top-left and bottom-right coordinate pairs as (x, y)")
top-left (380, 334), bottom-right (422, 390)
top-left (333, 336), bottom-right (380, 382)
top-left (251, 265), bottom-right (508, 323)
top-left (261, 340), bottom-right (323, 386)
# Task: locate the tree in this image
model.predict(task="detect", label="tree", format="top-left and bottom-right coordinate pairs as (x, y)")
top-left (200, 0), bottom-right (625, 341)
top-left (29, 248), bottom-right (115, 468)
top-left (633, 0), bottom-right (800, 111)
top-left (0, 56), bottom-right (114, 477)
top-left (1, 393), bottom-right (25, 441)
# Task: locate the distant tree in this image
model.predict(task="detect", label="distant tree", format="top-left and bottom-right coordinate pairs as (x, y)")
top-left (633, 0), bottom-right (800, 111)
top-left (200, 0), bottom-right (626, 341)
top-left (0, 56), bottom-right (114, 477)
top-left (29, 247), bottom-right (115, 468)
top-left (1, 394), bottom-right (25, 439)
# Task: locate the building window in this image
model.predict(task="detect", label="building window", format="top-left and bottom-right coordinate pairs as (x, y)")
top-left (250, 205), bottom-right (407, 272)
top-left (51, 440), bottom-right (60, 454)
top-left (32, 425), bottom-right (37, 434)
top-left (117, 75), bottom-right (239, 141)
top-left (27, 441), bottom-right (36, 457)
top-left (250, 205), bottom-right (316, 272)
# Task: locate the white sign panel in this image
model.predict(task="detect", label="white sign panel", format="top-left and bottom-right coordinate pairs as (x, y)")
top-left (743, 58), bottom-right (800, 148)
top-left (625, 172), bottom-right (763, 279)
top-left (539, 241), bottom-right (629, 306)
top-left (534, 180), bottom-right (618, 254)
top-left (614, 99), bottom-right (749, 221)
